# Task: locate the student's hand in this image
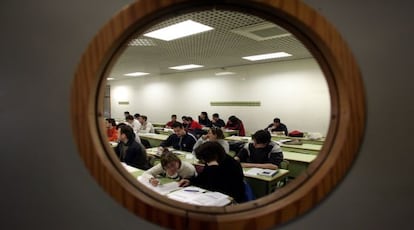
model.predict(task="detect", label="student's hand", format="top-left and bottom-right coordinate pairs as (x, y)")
top-left (149, 177), bottom-right (159, 186)
top-left (178, 179), bottom-right (190, 187)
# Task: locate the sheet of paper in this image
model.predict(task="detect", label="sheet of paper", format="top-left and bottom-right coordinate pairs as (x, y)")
top-left (167, 187), bottom-right (230, 206)
top-left (121, 163), bottom-right (139, 173)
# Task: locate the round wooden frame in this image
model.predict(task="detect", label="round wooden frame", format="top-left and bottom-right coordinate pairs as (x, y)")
top-left (71, 0), bottom-right (365, 229)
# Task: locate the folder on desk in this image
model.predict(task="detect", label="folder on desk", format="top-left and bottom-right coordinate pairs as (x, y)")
top-left (244, 168), bottom-right (279, 177)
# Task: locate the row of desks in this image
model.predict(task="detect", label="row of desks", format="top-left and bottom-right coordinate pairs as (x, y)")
top-left (140, 133), bottom-right (324, 155)
top-left (138, 133), bottom-right (320, 182)
top-left (155, 128), bottom-right (239, 137)
top-left (145, 147), bottom-right (289, 199)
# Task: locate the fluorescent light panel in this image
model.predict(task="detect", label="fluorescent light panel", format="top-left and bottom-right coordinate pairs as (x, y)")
top-left (143, 20), bottom-right (213, 41)
top-left (107, 77), bottom-right (115, 80)
top-left (124, 72), bottom-right (149, 77)
top-left (169, 64), bottom-right (203, 70)
top-left (242, 52), bottom-right (292, 61)
top-left (215, 71), bottom-right (236, 76)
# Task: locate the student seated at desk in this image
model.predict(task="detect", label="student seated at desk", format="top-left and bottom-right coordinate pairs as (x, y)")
top-left (198, 111), bottom-right (212, 127)
top-left (193, 127), bottom-right (230, 154)
top-left (165, 114), bottom-right (177, 128)
top-left (234, 130), bottom-right (283, 170)
top-left (116, 123), bottom-right (141, 143)
top-left (114, 125), bottom-right (150, 170)
top-left (138, 115), bottom-right (155, 133)
top-left (160, 122), bottom-right (197, 152)
top-left (211, 113), bottom-right (225, 128)
top-left (266, 117), bottom-right (288, 136)
top-left (125, 115), bottom-right (141, 134)
top-left (183, 116), bottom-right (205, 138)
top-left (142, 150), bottom-right (196, 186)
top-left (179, 142), bottom-right (246, 203)
top-left (224, 115), bottom-right (246, 136)
top-left (105, 118), bottom-right (118, 142)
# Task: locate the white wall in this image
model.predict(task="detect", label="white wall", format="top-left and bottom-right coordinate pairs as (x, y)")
top-left (109, 58), bottom-right (330, 135)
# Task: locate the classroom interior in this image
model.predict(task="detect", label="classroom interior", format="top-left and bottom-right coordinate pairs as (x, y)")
top-left (103, 8), bottom-right (329, 203)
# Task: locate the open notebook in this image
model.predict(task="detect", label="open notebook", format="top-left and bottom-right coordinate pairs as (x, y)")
top-left (167, 186), bottom-right (231, 206)
top-left (137, 177), bottom-right (231, 206)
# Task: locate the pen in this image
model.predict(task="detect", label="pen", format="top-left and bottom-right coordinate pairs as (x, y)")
top-left (183, 189), bottom-right (199, 192)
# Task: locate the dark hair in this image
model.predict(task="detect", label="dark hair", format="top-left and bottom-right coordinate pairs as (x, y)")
top-left (252, 130), bottom-right (271, 144)
top-left (171, 121), bottom-right (183, 129)
top-left (228, 115), bottom-right (240, 123)
top-left (125, 115), bottom-right (134, 121)
top-left (209, 127), bottom-right (224, 139)
top-left (120, 125), bottom-right (135, 141)
top-left (124, 111), bottom-right (130, 114)
top-left (186, 116), bottom-right (193, 121)
top-left (171, 114), bottom-right (177, 119)
top-left (140, 115), bottom-right (147, 121)
top-left (106, 118), bottom-right (116, 126)
top-left (160, 151), bottom-right (181, 169)
top-left (273, 118), bottom-right (281, 123)
top-left (181, 116), bottom-right (187, 120)
top-left (134, 113), bottom-right (140, 119)
top-left (212, 113), bottom-right (219, 118)
top-left (201, 111), bottom-right (208, 117)
top-left (116, 122), bottom-right (127, 130)
top-left (194, 141), bottom-right (226, 163)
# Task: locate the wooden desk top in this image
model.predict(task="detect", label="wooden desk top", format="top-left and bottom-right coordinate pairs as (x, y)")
top-left (280, 143), bottom-right (322, 151)
top-left (243, 168), bottom-right (289, 181)
top-left (283, 151), bottom-right (316, 163)
top-left (224, 136), bottom-right (251, 142)
top-left (138, 133), bottom-right (169, 140)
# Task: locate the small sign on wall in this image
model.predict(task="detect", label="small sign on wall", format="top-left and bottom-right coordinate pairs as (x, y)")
top-left (210, 101), bottom-right (261, 106)
top-left (118, 101), bottom-right (130, 105)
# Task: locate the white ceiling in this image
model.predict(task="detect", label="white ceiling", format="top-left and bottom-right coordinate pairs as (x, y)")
top-left (108, 9), bottom-right (313, 81)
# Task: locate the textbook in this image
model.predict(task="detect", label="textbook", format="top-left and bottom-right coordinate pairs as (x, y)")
top-left (244, 168), bottom-right (279, 177)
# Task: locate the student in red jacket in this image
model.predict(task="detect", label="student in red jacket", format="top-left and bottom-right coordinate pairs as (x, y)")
top-left (224, 115), bottom-right (246, 136)
top-left (106, 118), bottom-right (118, 141)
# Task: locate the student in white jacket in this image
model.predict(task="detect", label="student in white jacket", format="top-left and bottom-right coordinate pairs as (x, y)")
top-left (142, 150), bottom-right (196, 187)
top-left (192, 127), bottom-right (230, 154)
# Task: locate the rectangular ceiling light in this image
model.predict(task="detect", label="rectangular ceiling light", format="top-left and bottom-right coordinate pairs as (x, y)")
top-left (242, 52), bottom-right (292, 61)
top-left (143, 20), bottom-right (214, 41)
top-left (124, 72), bottom-right (149, 77)
top-left (215, 71), bottom-right (236, 76)
top-left (169, 64), bottom-right (204, 70)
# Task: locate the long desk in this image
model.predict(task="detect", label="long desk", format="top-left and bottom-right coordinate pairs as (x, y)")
top-left (225, 135), bottom-right (321, 155)
top-left (145, 147), bottom-right (289, 199)
top-left (243, 168), bottom-right (289, 199)
top-left (224, 136), bottom-right (318, 179)
top-left (283, 151), bottom-right (316, 178)
top-left (280, 143), bottom-right (321, 155)
top-left (152, 122), bottom-right (166, 128)
top-left (122, 163), bottom-right (232, 206)
top-left (270, 134), bottom-right (325, 145)
top-left (138, 133), bottom-right (168, 147)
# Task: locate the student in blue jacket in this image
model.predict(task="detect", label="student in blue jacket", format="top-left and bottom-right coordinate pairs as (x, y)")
top-left (160, 122), bottom-right (197, 152)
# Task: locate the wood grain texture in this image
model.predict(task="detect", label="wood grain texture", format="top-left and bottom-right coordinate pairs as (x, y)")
top-left (71, 0), bottom-right (365, 229)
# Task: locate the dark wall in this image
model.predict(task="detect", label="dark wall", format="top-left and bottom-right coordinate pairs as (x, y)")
top-left (1, 0), bottom-right (413, 229)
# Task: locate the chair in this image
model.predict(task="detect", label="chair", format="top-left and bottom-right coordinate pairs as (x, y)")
top-left (141, 139), bottom-right (152, 148)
